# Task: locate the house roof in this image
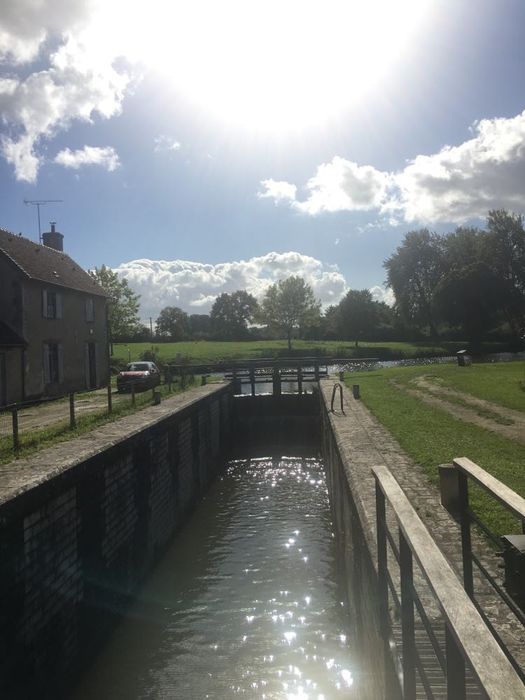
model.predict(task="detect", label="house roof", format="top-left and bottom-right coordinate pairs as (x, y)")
top-left (0, 321), bottom-right (26, 347)
top-left (0, 228), bottom-right (108, 297)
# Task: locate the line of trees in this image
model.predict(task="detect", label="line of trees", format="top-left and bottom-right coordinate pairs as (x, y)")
top-left (384, 210), bottom-right (525, 347)
top-left (92, 210), bottom-right (525, 350)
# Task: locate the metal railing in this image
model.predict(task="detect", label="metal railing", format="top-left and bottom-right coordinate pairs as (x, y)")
top-left (373, 464), bottom-right (525, 699)
top-left (0, 375), bottom-right (179, 458)
top-left (441, 457), bottom-right (525, 680)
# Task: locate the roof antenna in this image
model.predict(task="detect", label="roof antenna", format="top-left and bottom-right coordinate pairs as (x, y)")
top-left (24, 199), bottom-right (63, 243)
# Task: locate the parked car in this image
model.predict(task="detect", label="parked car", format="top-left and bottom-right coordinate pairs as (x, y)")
top-left (117, 361), bottom-right (161, 393)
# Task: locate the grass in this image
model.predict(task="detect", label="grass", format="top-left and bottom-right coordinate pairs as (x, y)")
top-left (113, 339), bottom-right (481, 365)
top-left (0, 380), bottom-right (189, 465)
top-left (344, 361), bottom-right (525, 536)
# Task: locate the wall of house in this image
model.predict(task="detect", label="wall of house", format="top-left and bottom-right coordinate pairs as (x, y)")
top-left (0, 383), bottom-right (233, 698)
top-left (23, 280), bottom-right (108, 400)
top-left (0, 257), bottom-right (24, 336)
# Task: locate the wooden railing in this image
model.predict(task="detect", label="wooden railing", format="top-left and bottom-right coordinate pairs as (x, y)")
top-left (373, 464), bottom-right (525, 699)
top-left (168, 357), bottom-right (378, 396)
top-left (439, 457), bottom-right (525, 680)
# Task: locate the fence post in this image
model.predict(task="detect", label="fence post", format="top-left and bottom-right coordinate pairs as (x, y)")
top-left (249, 366), bottom-right (256, 396)
top-left (272, 366), bottom-right (281, 396)
top-left (457, 470), bottom-right (474, 598)
top-left (107, 383), bottom-right (112, 413)
top-left (297, 366), bottom-right (303, 395)
top-left (314, 360), bottom-right (320, 382)
top-left (69, 392), bottom-right (76, 429)
top-left (11, 407), bottom-right (19, 452)
top-left (445, 624), bottom-right (466, 699)
top-left (131, 384), bottom-right (136, 407)
top-left (201, 375), bottom-right (207, 386)
top-left (399, 531), bottom-right (416, 700)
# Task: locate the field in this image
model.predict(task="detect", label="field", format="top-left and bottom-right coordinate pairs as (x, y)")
top-left (112, 339), bottom-right (476, 365)
top-left (344, 361), bottom-right (525, 535)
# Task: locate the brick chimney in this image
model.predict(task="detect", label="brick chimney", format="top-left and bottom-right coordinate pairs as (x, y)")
top-left (42, 222), bottom-right (64, 252)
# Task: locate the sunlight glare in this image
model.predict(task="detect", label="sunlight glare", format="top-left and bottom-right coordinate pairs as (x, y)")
top-left (105, 0), bottom-right (433, 131)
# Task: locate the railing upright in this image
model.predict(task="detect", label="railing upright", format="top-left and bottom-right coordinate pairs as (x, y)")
top-left (399, 531), bottom-right (416, 699)
top-left (457, 469), bottom-right (474, 598)
top-left (107, 383), bottom-right (113, 413)
top-left (11, 407), bottom-right (19, 452)
top-left (69, 392), bottom-right (76, 429)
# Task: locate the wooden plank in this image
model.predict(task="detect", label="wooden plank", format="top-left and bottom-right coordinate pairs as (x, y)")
top-left (454, 457), bottom-right (525, 522)
top-left (373, 464), bottom-right (525, 700)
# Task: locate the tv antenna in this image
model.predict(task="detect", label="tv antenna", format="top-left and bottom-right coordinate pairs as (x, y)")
top-left (24, 199), bottom-right (63, 243)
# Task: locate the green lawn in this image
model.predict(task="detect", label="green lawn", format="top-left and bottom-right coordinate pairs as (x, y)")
top-left (113, 339), bottom-right (478, 365)
top-left (344, 361), bottom-right (525, 536)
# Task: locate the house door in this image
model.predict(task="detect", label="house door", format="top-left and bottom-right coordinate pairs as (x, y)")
top-left (0, 353), bottom-right (5, 406)
top-left (87, 343), bottom-right (97, 389)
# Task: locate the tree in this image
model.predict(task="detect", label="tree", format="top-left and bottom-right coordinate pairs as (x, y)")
top-left (336, 289), bottom-right (379, 346)
top-left (189, 314), bottom-right (213, 340)
top-left (258, 276), bottom-right (321, 350)
top-left (210, 290), bottom-right (258, 340)
top-left (156, 306), bottom-right (190, 341)
top-left (384, 229), bottom-right (445, 336)
top-left (485, 210), bottom-right (525, 341)
top-left (89, 265), bottom-right (141, 344)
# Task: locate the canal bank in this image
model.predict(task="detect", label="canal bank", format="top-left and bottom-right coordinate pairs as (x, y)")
top-left (0, 378), bottom-right (523, 698)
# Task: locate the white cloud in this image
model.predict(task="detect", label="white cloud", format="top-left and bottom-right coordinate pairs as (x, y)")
top-left (54, 145), bottom-right (120, 171)
top-left (260, 110), bottom-right (525, 223)
top-left (0, 4), bottom-right (132, 182)
top-left (154, 135), bottom-right (181, 153)
top-left (113, 251), bottom-right (349, 320)
top-left (369, 285), bottom-right (395, 306)
top-left (0, 0), bottom-right (91, 64)
top-left (258, 179), bottom-right (297, 203)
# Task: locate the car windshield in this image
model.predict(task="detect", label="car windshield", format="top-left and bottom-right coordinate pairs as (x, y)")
top-left (127, 363), bottom-right (150, 371)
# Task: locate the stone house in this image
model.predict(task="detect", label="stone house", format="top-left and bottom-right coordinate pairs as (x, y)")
top-left (0, 225), bottom-right (109, 406)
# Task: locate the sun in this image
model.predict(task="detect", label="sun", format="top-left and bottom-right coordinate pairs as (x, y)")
top-left (117, 0), bottom-right (433, 132)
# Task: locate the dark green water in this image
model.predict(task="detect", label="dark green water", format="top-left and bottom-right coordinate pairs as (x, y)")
top-left (73, 457), bottom-right (356, 699)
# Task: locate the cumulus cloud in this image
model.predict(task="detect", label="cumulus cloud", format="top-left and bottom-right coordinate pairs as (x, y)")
top-left (154, 135), bottom-right (181, 153)
top-left (258, 179), bottom-right (297, 203)
top-left (0, 3), bottom-right (132, 182)
top-left (0, 0), bottom-right (91, 64)
top-left (113, 251), bottom-right (349, 320)
top-left (369, 285), bottom-right (395, 306)
top-left (260, 110), bottom-right (525, 223)
top-left (54, 145), bottom-right (120, 171)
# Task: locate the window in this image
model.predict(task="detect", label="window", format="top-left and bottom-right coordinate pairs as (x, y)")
top-left (43, 343), bottom-right (63, 384)
top-left (42, 289), bottom-right (63, 319)
top-left (85, 297), bottom-right (95, 322)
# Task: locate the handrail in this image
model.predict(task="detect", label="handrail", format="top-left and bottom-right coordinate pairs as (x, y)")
top-left (373, 464), bottom-right (525, 699)
top-left (330, 383), bottom-right (344, 414)
top-left (453, 456), bottom-right (525, 522)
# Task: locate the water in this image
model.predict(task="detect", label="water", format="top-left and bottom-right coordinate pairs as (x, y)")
top-left (73, 457), bottom-right (355, 699)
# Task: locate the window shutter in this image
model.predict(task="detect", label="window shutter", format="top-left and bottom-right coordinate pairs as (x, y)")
top-left (43, 344), bottom-right (50, 383)
top-left (42, 289), bottom-right (48, 318)
top-left (57, 344), bottom-right (64, 383)
top-left (56, 292), bottom-right (63, 319)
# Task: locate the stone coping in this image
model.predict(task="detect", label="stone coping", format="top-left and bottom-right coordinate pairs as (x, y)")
top-left (0, 383), bottom-right (230, 508)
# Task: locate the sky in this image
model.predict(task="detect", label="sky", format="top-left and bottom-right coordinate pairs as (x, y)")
top-left (1, 0), bottom-right (525, 321)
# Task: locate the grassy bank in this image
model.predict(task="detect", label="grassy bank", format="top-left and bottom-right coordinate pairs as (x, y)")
top-left (344, 361), bottom-right (525, 536)
top-left (113, 339), bottom-right (480, 365)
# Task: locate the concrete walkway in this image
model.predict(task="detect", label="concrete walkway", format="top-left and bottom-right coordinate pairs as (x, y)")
top-left (320, 378), bottom-right (525, 688)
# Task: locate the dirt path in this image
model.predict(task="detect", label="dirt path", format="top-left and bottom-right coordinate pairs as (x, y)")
top-left (391, 375), bottom-right (525, 445)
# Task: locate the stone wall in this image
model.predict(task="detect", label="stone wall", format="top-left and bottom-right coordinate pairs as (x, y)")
top-left (320, 382), bottom-right (401, 700)
top-left (0, 383), bottom-right (233, 698)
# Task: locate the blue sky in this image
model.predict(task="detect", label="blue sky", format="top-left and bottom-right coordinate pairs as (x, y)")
top-left (1, 0), bottom-right (525, 319)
